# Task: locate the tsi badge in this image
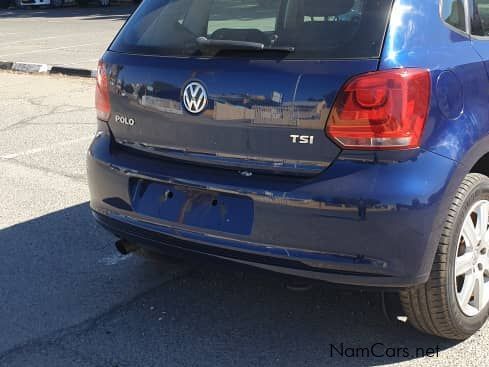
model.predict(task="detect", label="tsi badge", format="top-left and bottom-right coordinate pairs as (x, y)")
top-left (115, 114), bottom-right (135, 127)
top-left (290, 135), bottom-right (315, 145)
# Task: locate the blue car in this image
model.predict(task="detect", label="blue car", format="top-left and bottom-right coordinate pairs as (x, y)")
top-left (88, 0), bottom-right (489, 339)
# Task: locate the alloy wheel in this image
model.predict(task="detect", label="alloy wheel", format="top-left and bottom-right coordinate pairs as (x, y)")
top-left (455, 200), bottom-right (489, 317)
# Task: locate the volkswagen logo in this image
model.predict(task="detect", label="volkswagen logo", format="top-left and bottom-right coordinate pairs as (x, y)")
top-left (182, 81), bottom-right (208, 114)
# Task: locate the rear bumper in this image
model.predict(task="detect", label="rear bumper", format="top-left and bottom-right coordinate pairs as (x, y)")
top-left (87, 128), bottom-right (459, 288)
top-left (93, 209), bottom-right (428, 287)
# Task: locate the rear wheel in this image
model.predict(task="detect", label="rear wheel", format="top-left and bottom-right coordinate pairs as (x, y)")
top-left (401, 173), bottom-right (489, 340)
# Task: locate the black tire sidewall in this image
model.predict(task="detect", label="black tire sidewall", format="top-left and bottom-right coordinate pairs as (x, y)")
top-left (446, 176), bottom-right (489, 335)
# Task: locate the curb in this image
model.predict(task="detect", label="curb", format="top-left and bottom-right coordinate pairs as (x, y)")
top-left (0, 61), bottom-right (96, 78)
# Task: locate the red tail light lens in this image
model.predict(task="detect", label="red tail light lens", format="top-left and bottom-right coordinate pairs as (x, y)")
top-left (326, 68), bottom-right (431, 150)
top-left (95, 61), bottom-right (111, 122)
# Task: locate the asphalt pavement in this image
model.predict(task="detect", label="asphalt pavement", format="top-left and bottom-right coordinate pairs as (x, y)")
top-left (0, 6), bottom-right (134, 70)
top-left (1, 71), bottom-right (489, 366)
top-left (1, 5), bottom-right (489, 367)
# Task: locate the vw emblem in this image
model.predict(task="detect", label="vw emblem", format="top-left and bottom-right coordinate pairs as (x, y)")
top-left (182, 81), bottom-right (208, 114)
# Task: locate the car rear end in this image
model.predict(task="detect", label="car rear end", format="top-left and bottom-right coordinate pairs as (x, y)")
top-left (88, 0), bottom-right (457, 287)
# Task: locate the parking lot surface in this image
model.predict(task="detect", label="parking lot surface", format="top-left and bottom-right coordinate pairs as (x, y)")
top-left (0, 6), bottom-right (134, 69)
top-left (1, 71), bottom-right (489, 366)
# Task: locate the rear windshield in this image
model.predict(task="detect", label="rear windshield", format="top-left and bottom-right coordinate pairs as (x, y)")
top-left (111, 0), bottom-right (394, 59)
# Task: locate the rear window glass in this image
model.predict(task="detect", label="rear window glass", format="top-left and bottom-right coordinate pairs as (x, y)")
top-left (111, 0), bottom-right (394, 59)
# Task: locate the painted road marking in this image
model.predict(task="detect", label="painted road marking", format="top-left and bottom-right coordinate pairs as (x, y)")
top-left (0, 136), bottom-right (93, 160)
top-left (0, 32), bottom-right (109, 47)
top-left (0, 42), bottom-right (105, 58)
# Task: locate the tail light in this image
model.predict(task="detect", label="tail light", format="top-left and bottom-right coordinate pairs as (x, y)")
top-left (326, 68), bottom-right (431, 150)
top-left (95, 60), bottom-right (111, 122)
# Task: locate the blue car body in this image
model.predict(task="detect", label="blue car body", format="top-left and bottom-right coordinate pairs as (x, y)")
top-left (87, 0), bottom-right (489, 288)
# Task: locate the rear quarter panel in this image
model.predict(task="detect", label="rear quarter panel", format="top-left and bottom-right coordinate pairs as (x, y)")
top-left (380, 0), bottom-right (489, 273)
top-left (381, 0), bottom-right (489, 166)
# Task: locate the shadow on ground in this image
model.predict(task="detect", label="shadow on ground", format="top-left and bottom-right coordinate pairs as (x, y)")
top-left (0, 203), bottom-right (180, 356)
top-left (0, 203), bottom-right (459, 367)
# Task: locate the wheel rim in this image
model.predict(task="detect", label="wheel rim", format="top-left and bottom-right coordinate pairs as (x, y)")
top-left (455, 200), bottom-right (489, 317)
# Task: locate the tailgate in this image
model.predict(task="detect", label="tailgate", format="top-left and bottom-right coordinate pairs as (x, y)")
top-left (105, 52), bottom-right (379, 175)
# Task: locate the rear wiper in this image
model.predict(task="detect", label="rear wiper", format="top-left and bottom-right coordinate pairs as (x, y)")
top-left (195, 37), bottom-right (295, 53)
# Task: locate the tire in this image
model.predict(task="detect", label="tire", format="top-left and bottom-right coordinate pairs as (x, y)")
top-left (401, 173), bottom-right (489, 340)
top-left (0, 0), bottom-right (9, 9)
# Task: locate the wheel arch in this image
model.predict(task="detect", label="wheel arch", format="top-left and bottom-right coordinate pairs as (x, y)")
top-left (421, 136), bottom-right (489, 281)
top-left (471, 152), bottom-right (489, 176)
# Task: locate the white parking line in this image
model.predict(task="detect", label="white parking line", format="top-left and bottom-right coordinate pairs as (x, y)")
top-left (0, 32), bottom-right (108, 47)
top-left (0, 136), bottom-right (93, 160)
top-left (0, 42), bottom-right (104, 58)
